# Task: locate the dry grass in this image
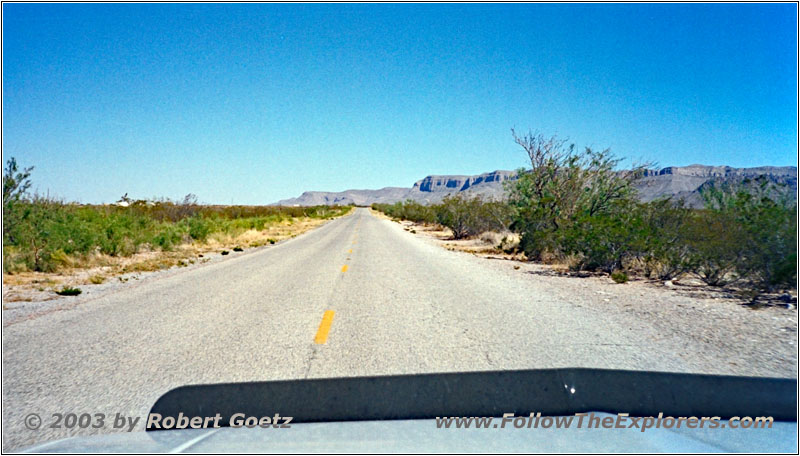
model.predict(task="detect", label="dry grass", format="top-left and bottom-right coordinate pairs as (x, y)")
top-left (396, 220), bottom-right (528, 261)
top-left (368, 207), bottom-right (394, 221)
top-left (2, 213), bottom-right (349, 303)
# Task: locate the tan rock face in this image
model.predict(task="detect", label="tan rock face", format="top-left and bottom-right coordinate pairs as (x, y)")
top-left (275, 166), bottom-right (797, 207)
top-left (412, 170), bottom-right (516, 193)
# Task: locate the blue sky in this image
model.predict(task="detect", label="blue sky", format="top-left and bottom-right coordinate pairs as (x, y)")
top-left (3, 3), bottom-right (797, 204)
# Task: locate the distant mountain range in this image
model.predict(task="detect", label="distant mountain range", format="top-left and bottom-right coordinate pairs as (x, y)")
top-left (274, 165), bottom-right (797, 208)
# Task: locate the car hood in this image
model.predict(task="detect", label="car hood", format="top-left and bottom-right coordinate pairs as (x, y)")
top-left (24, 415), bottom-right (798, 453)
top-left (23, 368), bottom-right (799, 452)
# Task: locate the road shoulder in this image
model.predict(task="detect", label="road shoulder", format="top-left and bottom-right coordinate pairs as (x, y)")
top-left (377, 214), bottom-right (798, 378)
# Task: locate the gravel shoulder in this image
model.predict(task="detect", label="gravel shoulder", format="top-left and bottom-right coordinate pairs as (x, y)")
top-left (389, 217), bottom-right (798, 379)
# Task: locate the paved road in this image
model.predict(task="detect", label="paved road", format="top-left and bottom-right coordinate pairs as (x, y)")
top-left (3, 208), bottom-right (704, 450)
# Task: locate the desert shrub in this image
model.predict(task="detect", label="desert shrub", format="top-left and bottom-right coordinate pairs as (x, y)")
top-left (3, 158), bottom-right (33, 245)
top-left (636, 199), bottom-right (693, 280)
top-left (436, 195), bottom-right (482, 239)
top-left (611, 271), bottom-right (629, 283)
top-left (373, 201), bottom-right (436, 224)
top-left (507, 130), bottom-right (646, 263)
top-left (56, 286), bottom-right (82, 296)
top-left (558, 203), bottom-right (648, 273)
top-left (475, 199), bottom-right (514, 233)
top-left (151, 223), bottom-right (185, 251)
top-left (372, 202), bottom-right (397, 218)
top-left (698, 177), bottom-right (797, 291)
top-left (374, 131), bottom-right (797, 295)
top-left (2, 158), bottom-right (352, 273)
top-left (402, 201), bottom-right (437, 224)
top-left (374, 196), bottom-right (511, 240)
top-left (187, 216), bottom-right (214, 241)
top-left (6, 196), bottom-right (76, 271)
top-left (434, 195), bottom-right (510, 239)
top-left (679, 210), bottom-right (745, 286)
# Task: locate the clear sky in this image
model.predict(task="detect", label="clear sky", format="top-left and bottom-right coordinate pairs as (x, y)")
top-left (3, 3), bottom-right (797, 204)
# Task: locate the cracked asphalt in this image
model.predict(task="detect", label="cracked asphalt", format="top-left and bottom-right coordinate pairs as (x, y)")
top-left (1, 208), bottom-right (744, 450)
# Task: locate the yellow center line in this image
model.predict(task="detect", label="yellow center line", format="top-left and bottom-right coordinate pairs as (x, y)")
top-left (341, 264), bottom-right (348, 272)
top-left (314, 310), bottom-right (335, 344)
top-left (347, 249), bottom-right (352, 254)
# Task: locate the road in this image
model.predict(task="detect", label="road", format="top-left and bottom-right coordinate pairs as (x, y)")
top-left (0, 208), bottom-right (753, 450)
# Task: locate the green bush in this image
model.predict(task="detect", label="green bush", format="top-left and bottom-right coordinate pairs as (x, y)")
top-left (506, 130), bottom-right (646, 262)
top-left (559, 205), bottom-right (646, 273)
top-left (503, 130), bottom-right (797, 294)
top-left (697, 177), bottom-right (797, 291)
top-left (681, 210), bottom-right (746, 286)
top-left (611, 271), bottom-right (629, 283)
top-left (56, 286), bottom-right (82, 296)
top-left (187, 216), bottom-right (213, 241)
top-left (373, 200), bottom-right (437, 224)
top-left (371, 131), bottom-right (799, 298)
top-left (436, 195), bottom-right (483, 239)
top-left (636, 199), bottom-right (693, 280)
top-left (2, 157), bottom-right (352, 273)
top-left (374, 196), bottom-right (511, 240)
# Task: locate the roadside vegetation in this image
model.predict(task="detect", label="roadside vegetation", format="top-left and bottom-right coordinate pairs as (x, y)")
top-left (374, 130), bottom-right (797, 301)
top-left (2, 158), bottom-right (351, 277)
top-left (373, 195), bottom-right (512, 240)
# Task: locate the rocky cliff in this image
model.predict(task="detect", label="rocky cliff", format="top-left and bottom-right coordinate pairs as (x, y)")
top-left (274, 165), bottom-right (797, 207)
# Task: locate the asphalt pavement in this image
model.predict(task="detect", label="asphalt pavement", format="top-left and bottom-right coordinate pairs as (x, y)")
top-left (2, 208), bottom-right (717, 450)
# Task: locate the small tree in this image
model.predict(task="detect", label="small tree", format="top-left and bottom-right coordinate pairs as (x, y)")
top-left (3, 157), bottom-right (33, 206)
top-left (699, 177), bottom-right (797, 292)
top-left (682, 209), bottom-right (746, 286)
top-left (637, 198), bottom-right (693, 280)
top-left (507, 129), bottom-right (646, 262)
top-left (3, 157), bottom-right (34, 245)
top-left (436, 195), bottom-right (480, 239)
